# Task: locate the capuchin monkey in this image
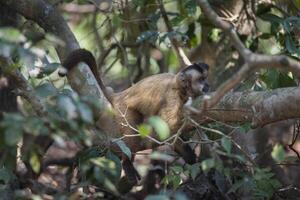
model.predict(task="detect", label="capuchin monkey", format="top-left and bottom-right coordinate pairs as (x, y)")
top-left (59, 49), bottom-right (209, 184)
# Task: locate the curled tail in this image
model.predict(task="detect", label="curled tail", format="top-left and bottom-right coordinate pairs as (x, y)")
top-left (59, 49), bottom-right (112, 103)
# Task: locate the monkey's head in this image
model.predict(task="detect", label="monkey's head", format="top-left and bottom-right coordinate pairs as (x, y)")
top-left (176, 62), bottom-right (209, 98)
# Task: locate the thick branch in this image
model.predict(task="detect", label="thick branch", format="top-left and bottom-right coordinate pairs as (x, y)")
top-left (0, 56), bottom-right (46, 116)
top-left (192, 87), bottom-right (300, 128)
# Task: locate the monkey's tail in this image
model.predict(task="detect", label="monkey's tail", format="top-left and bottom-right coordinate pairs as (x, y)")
top-left (59, 49), bottom-right (113, 103)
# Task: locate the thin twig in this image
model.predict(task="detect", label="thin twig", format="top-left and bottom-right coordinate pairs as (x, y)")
top-left (158, 0), bottom-right (191, 67)
top-left (189, 117), bottom-right (255, 165)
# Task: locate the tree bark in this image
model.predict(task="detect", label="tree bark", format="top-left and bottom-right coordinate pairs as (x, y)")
top-left (192, 87), bottom-right (300, 128)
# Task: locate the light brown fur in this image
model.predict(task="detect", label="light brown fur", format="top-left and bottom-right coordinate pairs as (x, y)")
top-left (61, 49), bottom-right (209, 183)
top-left (112, 73), bottom-right (184, 152)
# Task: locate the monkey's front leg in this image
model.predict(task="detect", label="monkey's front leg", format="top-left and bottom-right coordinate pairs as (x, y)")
top-left (158, 102), bottom-right (197, 164)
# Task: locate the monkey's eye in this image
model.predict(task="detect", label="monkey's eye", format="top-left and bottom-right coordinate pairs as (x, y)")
top-left (198, 77), bottom-right (205, 82)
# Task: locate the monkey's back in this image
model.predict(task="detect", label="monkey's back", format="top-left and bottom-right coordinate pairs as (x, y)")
top-left (113, 73), bottom-right (182, 116)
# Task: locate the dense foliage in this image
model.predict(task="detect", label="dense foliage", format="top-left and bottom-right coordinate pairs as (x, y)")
top-left (0, 0), bottom-right (300, 199)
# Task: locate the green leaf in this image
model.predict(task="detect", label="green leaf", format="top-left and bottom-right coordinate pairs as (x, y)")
top-left (296, 0), bottom-right (300, 8)
top-left (4, 127), bottom-right (22, 146)
top-left (227, 179), bottom-right (245, 194)
top-left (271, 144), bottom-right (285, 163)
top-left (138, 124), bottom-right (152, 138)
top-left (24, 117), bottom-right (47, 136)
top-left (170, 15), bottom-right (185, 26)
top-left (163, 174), bottom-right (182, 189)
top-left (150, 151), bottom-right (174, 162)
top-left (133, 0), bottom-right (147, 7)
top-left (29, 152), bottom-right (41, 173)
top-left (240, 123), bottom-right (251, 134)
top-left (201, 158), bottom-right (215, 173)
top-left (170, 175), bottom-right (181, 189)
top-left (91, 157), bottom-right (120, 194)
top-left (91, 157), bottom-right (120, 181)
top-left (105, 150), bottom-right (122, 180)
top-left (57, 95), bottom-right (77, 119)
top-left (190, 163), bottom-right (200, 180)
top-left (285, 34), bottom-right (300, 54)
top-left (77, 102), bottom-right (93, 124)
top-left (38, 63), bottom-right (61, 78)
top-left (185, 0), bottom-right (197, 16)
top-left (111, 15), bottom-right (121, 28)
top-left (77, 146), bottom-right (102, 164)
top-left (0, 168), bottom-right (12, 184)
top-left (148, 116), bottom-right (170, 141)
top-left (221, 137), bottom-right (232, 154)
top-left (113, 140), bottom-right (131, 159)
top-left (278, 72), bottom-right (297, 88)
top-left (35, 82), bottom-right (57, 98)
top-left (136, 31), bottom-right (159, 44)
top-left (171, 165), bottom-right (183, 174)
top-left (260, 69), bottom-right (279, 89)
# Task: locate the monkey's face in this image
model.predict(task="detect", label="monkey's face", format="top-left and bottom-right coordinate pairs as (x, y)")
top-left (190, 73), bottom-right (209, 97)
top-left (177, 63), bottom-right (209, 98)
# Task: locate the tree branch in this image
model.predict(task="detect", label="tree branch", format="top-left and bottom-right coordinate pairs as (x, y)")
top-left (0, 0), bottom-right (119, 137)
top-left (158, 0), bottom-right (192, 67)
top-left (0, 0), bottom-right (110, 104)
top-left (192, 87), bottom-right (300, 128)
top-left (197, 0), bottom-right (300, 109)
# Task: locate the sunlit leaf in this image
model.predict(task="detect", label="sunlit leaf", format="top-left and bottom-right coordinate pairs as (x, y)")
top-left (148, 116), bottom-right (170, 141)
top-left (30, 152), bottom-right (41, 173)
top-left (271, 144), bottom-right (285, 163)
top-left (138, 124), bottom-right (152, 138)
top-left (201, 158), bottom-right (215, 173)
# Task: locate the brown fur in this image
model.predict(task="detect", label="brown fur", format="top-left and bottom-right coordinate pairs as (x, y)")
top-left (61, 49), bottom-right (209, 182)
top-left (113, 73), bottom-right (184, 152)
